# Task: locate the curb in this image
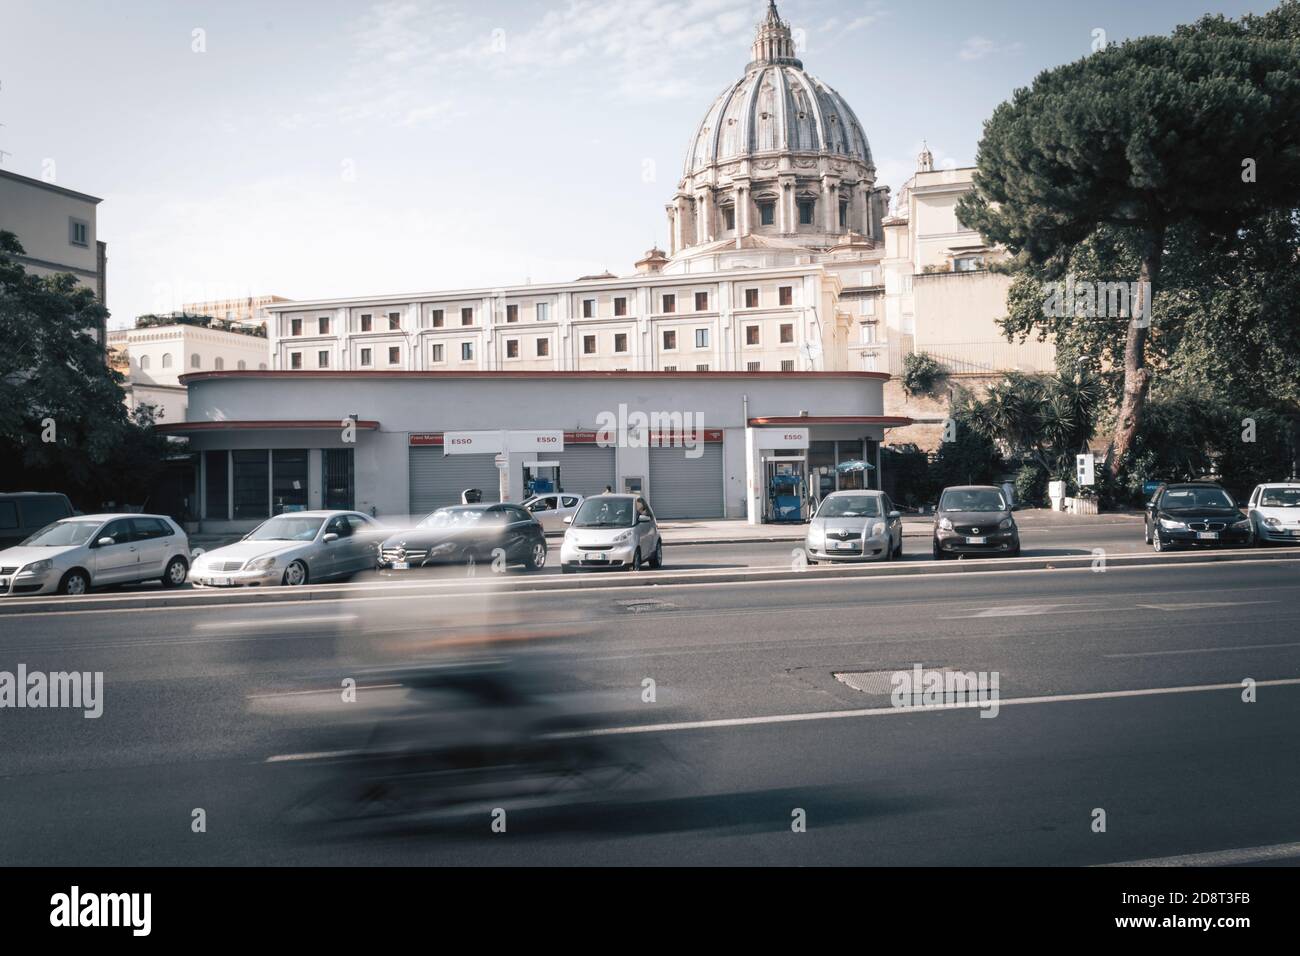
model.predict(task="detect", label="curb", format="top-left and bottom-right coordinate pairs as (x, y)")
top-left (3, 546), bottom-right (1298, 616)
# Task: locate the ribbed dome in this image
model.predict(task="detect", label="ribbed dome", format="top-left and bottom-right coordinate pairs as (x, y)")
top-left (682, 3), bottom-right (872, 179)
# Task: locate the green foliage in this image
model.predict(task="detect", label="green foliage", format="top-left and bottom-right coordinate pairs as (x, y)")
top-left (0, 231), bottom-right (172, 509)
top-left (960, 372), bottom-right (1103, 475)
top-left (901, 351), bottom-right (947, 397)
top-left (930, 413), bottom-right (1003, 491)
top-left (1013, 464), bottom-right (1048, 508)
top-left (881, 444), bottom-right (937, 509)
top-left (135, 312), bottom-right (267, 337)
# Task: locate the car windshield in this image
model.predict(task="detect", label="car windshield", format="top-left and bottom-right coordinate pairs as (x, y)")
top-left (246, 516), bottom-right (325, 541)
top-left (20, 520), bottom-right (103, 547)
top-left (572, 498), bottom-right (635, 529)
top-left (818, 495), bottom-right (881, 518)
top-left (940, 489), bottom-right (1006, 513)
top-left (418, 508), bottom-right (489, 529)
top-left (1260, 488), bottom-right (1300, 507)
top-left (1161, 488), bottom-right (1235, 510)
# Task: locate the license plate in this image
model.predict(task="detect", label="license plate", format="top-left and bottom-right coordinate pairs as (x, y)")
top-left (1197, 532), bottom-right (1218, 540)
top-left (391, 562), bottom-right (409, 570)
top-left (966, 536), bottom-right (987, 545)
top-left (209, 576), bottom-right (231, 586)
top-left (834, 541), bottom-right (855, 550)
top-left (584, 555), bottom-right (608, 563)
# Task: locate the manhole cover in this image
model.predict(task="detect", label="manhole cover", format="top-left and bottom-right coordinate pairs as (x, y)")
top-left (833, 667), bottom-right (959, 695)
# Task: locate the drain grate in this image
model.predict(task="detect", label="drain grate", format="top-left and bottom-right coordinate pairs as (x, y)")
top-left (614, 598), bottom-right (678, 613)
top-left (833, 667), bottom-right (959, 696)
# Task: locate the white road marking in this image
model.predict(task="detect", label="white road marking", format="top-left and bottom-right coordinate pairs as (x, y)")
top-left (265, 750), bottom-right (363, 763)
top-left (1136, 601), bottom-right (1270, 611)
top-left (246, 683), bottom-right (400, 700)
top-left (1100, 841), bottom-right (1300, 867)
top-left (1104, 641), bottom-right (1300, 659)
top-left (195, 614), bottom-right (357, 631)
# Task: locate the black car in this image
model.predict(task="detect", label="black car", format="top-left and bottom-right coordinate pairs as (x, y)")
top-left (378, 504), bottom-right (547, 572)
top-left (932, 485), bottom-right (1021, 559)
top-left (1144, 482), bottom-right (1252, 552)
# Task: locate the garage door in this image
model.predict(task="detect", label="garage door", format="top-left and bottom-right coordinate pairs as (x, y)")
top-left (409, 448), bottom-right (501, 516)
top-left (548, 444), bottom-right (616, 498)
top-left (649, 443), bottom-right (724, 518)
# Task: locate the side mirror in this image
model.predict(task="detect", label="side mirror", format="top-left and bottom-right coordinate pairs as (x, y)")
top-left (323, 532), bottom-right (339, 543)
top-left (638, 514), bottom-right (652, 524)
top-left (888, 511), bottom-right (901, 519)
top-left (97, 537), bottom-right (115, 548)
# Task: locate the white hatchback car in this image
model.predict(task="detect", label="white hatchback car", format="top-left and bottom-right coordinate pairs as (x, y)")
top-left (560, 494), bottom-right (662, 572)
top-left (1246, 482), bottom-right (1300, 545)
top-left (0, 513), bottom-right (191, 597)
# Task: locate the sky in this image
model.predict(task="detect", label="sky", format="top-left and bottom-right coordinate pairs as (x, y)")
top-left (0, 0), bottom-right (1279, 328)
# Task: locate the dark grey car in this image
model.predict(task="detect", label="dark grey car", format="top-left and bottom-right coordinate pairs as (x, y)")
top-left (932, 485), bottom-right (1021, 559)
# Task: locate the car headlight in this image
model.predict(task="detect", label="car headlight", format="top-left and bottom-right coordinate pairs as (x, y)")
top-left (429, 542), bottom-right (457, 554)
top-left (613, 530), bottom-right (633, 544)
top-left (246, 557), bottom-right (277, 571)
top-left (938, 517), bottom-right (953, 531)
top-left (998, 518), bottom-right (1014, 531)
top-left (1159, 518), bottom-right (1187, 530)
top-left (1232, 518), bottom-right (1252, 530)
top-left (1263, 517), bottom-right (1281, 528)
top-left (870, 522), bottom-right (885, 537)
top-left (18, 559), bottom-right (53, 576)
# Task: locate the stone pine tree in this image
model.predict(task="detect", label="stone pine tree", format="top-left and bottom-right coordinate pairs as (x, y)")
top-left (957, 4), bottom-right (1300, 475)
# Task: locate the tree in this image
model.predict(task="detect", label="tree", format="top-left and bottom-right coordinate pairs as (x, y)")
top-left (958, 3), bottom-right (1300, 474)
top-left (961, 372), bottom-right (1103, 476)
top-left (0, 231), bottom-right (170, 508)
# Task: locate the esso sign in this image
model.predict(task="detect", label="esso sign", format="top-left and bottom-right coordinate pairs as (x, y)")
top-left (757, 427), bottom-right (809, 450)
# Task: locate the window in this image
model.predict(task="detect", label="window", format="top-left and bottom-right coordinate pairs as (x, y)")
top-left (839, 201), bottom-right (849, 228)
top-left (69, 217), bottom-right (89, 247)
top-left (204, 450), bottom-right (228, 520)
top-left (162, 353), bottom-right (173, 368)
top-left (798, 200), bottom-right (815, 225)
top-left (387, 346), bottom-right (400, 365)
top-left (0, 501), bottom-right (17, 530)
top-left (745, 326), bottom-right (760, 346)
top-left (290, 352), bottom-right (302, 369)
top-left (461, 342), bottom-right (474, 361)
top-left (663, 365), bottom-right (677, 372)
top-left (747, 361), bottom-right (761, 372)
top-left (662, 330), bottom-right (677, 350)
top-left (781, 359), bottom-right (795, 372)
top-left (695, 364), bottom-right (709, 372)
top-left (388, 312), bottom-right (401, 330)
top-left (583, 334), bottom-right (596, 355)
top-left (536, 338), bottom-right (549, 357)
top-left (232, 450), bottom-right (270, 520)
top-left (745, 288), bottom-right (759, 308)
top-left (722, 206), bottom-right (736, 230)
top-left (614, 297), bottom-right (627, 317)
top-left (780, 323), bottom-right (793, 343)
top-left (614, 333), bottom-right (628, 353)
top-left (862, 270), bottom-right (874, 286)
top-left (237, 360), bottom-right (246, 370)
top-left (214, 357), bottom-right (224, 371)
top-left (461, 307), bottom-right (474, 326)
top-left (431, 343), bottom-right (445, 362)
top-left (694, 291), bottom-right (708, 311)
top-left (324, 449), bottom-right (355, 510)
top-left (317, 351), bottom-right (329, 368)
top-left (954, 256), bottom-right (985, 272)
top-left (779, 286), bottom-right (793, 306)
top-left (360, 314), bottom-right (373, 332)
top-left (535, 302), bottom-right (549, 322)
top-left (360, 347), bottom-right (373, 366)
top-left (291, 318), bottom-right (302, 336)
top-left (431, 309), bottom-right (445, 328)
top-left (191, 353), bottom-right (201, 368)
top-left (759, 201), bottom-right (775, 226)
top-left (582, 299), bottom-right (595, 318)
top-left (860, 324), bottom-right (876, 344)
top-left (694, 328), bottom-right (709, 348)
top-left (506, 339), bottom-right (520, 358)
top-left (506, 304), bottom-right (519, 323)
top-left (272, 449), bottom-right (308, 515)
top-left (318, 316), bottom-right (330, 335)
top-left (139, 354), bottom-right (151, 370)
top-left (662, 294), bottom-right (676, 314)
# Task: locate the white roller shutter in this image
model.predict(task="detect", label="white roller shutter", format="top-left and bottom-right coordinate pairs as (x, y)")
top-left (649, 443), bottom-right (724, 518)
top-left (409, 448), bottom-right (500, 516)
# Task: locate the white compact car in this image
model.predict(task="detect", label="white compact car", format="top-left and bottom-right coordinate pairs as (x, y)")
top-left (0, 513), bottom-right (191, 596)
top-left (1246, 482), bottom-right (1300, 545)
top-left (522, 493), bottom-right (585, 534)
top-left (190, 511), bottom-right (386, 587)
top-left (560, 494), bottom-right (662, 572)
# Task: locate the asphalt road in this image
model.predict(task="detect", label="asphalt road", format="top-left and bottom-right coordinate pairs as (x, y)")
top-left (2, 548), bottom-right (1298, 866)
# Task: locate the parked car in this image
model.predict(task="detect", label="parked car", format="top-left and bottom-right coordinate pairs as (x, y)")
top-left (378, 504), bottom-right (547, 573)
top-left (0, 492), bottom-right (75, 549)
top-left (190, 511), bottom-right (387, 587)
top-left (522, 493), bottom-right (585, 534)
top-left (805, 490), bottom-right (902, 563)
top-left (932, 485), bottom-right (1021, 559)
top-left (560, 494), bottom-right (661, 572)
top-left (1143, 482), bottom-right (1252, 551)
top-left (1246, 482), bottom-right (1300, 545)
top-left (0, 513), bottom-right (190, 596)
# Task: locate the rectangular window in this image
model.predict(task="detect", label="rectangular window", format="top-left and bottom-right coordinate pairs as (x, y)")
top-left (272, 449), bottom-right (308, 516)
top-left (860, 324), bottom-right (876, 344)
top-left (324, 449), bottom-right (355, 510)
top-left (694, 328), bottom-right (708, 348)
top-left (722, 206), bottom-right (736, 230)
top-left (614, 297), bottom-right (627, 317)
top-left (535, 301), bottom-right (550, 322)
top-left (759, 202), bottom-right (775, 226)
top-left (536, 338), bottom-right (549, 357)
top-left (461, 307), bottom-right (474, 326)
top-left (388, 346), bottom-right (401, 365)
top-left (663, 365), bottom-right (677, 372)
top-left (506, 339), bottom-right (520, 358)
top-left (745, 288), bottom-right (759, 308)
top-left (582, 299), bottom-right (595, 318)
top-left (662, 330), bottom-right (676, 350)
top-left (780, 323), bottom-right (793, 343)
top-left (781, 359), bottom-right (794, 372)
top-left (388, 312), bottom-right (401, 330)
top-left (694, 291), bottom-right (708, 311)
top-left (291, 318), bottom-right (302, 336)
top-left (204, 450), bottom-right (229, 521)
top-left (317, 350), bottom-right (330, 368)
top-left (506, 304), bottom-right (519, 323)
top-left (695, 364), bottom-right (709, 372)
top-left (747, 361), bottom-right (761, 372)
top-left (614, 333), bottom-right (628, 353)
top-left (431, 309), bottom-right (445, 328)
top-left (662, 294), bottom-right (676, 314)
top-left (839, 201), bottom-right (849, 228)
top-left (798, 200), bottom-right (815, 225)
top-left (779, 286), bottom-right (793, 306)
top-left (461, 342), bottom-right (474, 361)
top-left (583, 334), bottom-right (596, 355)
top-left (290, 352), bottom-right (302, 369)
top-left (360, 347), bottom-right (372, 366)
top-left (745, 326), bottom-right (760, 345)
top-left (232, 450), bottom-right (270, 520)
top-left (360, 313), bottom-right (373, 332)
top-left (69, 218), bottom-right (89, 247)
top-left (431, 343), bottom-right (444, 362)
top-left (318, 316), bottom-right (330, 335)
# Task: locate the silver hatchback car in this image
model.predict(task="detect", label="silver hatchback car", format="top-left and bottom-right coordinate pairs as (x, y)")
top-left (560, 494), bottom-right (662, 572)
top-left (805, 490), bottom-right (903, 563)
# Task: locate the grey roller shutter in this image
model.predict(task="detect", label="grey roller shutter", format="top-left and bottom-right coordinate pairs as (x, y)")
top-left (550, 444), bottom-right (616, 497)
top-left (649, 443), bottom-right (724, 518)
top-left (409, 448), bottom-right (500, 516)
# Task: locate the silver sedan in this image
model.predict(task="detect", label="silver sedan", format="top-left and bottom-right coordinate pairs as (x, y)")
top-left (189, 511), bottom-right (387, 587)
top-left (805, 490), bottom-right (903, 563)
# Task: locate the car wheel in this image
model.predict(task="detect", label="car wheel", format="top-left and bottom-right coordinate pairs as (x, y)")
top-left (58, 569), bottom-right (91, 595)
top-left (1152, 532), bottom-right (1165, 553)
top-left (1143, 521), bottom-right (1152, 545)
top-left (526, 540), bottom-right (547, 571)
top-left (630, 548), bottom-right (642, 572)
top-left (650, 540), bottom-right (663, 569)
top-left (162, 556), bottom-right (188, 588)
top-left (282, 560), bottom-right (309, 586)
top-left (932, 539), bottom-right (944, 561)
top-left (881, 537), bottom-right (892, 561)
top-left (894, 534), bottom-right (903, 558)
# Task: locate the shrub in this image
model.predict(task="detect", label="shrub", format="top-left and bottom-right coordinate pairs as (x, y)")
top-left (901, 351), bottom-right (948, 397)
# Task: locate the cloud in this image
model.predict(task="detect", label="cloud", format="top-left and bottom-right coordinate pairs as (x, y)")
top-left (958, 34), bottom-right (1022, 61)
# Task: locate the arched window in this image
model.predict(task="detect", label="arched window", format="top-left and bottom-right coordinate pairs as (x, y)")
top-left (214, 357), bottom-right (225, 370)
top-left (139, 354), bottom-right (151, 370)
top-left (237, 360), bottom-right (246, 370)
top-left (191, 354), bottom-right (201, 368)
top-left (162, 353), bottom-right (173, 368)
